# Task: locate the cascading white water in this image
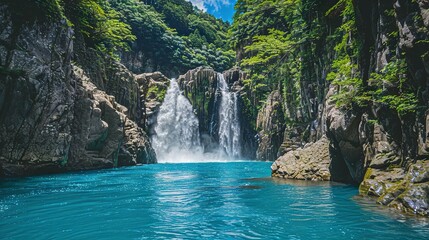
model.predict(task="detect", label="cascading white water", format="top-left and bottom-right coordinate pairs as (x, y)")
top-left (152, 75), bottom-right (242, 162)
top-left (151, 79), bottom-right (203, 162)
top-left (217, 73), bottom-right (241, 158)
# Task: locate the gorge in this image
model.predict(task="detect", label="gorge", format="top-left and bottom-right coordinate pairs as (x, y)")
top-left (1, 0), bottom-right (429, 238)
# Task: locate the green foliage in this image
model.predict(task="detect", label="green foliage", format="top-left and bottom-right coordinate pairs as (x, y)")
top-left (4, 0), bottom-right (137, 58)
top-left (118, 0), bottom-right (234, 73)
top-left (326, 0), bottom-right (365, 109)
top-left (327, 55), bottom-right (364, 109)
top-left (147, 85), bottom-right (167, 102)
top-left (241, 29), bottom-right (294, 67)
top-left (230, 0), bottom-right (291, 51)
top-left (369, 60), bottom-right (418, 115)
top-left (3, 0), bottom-right (64, 26)
top-left (4, 0), bottom-right (233, 71)
top-left (376, 93), bottom-right (418, 116)
top-left (63, 0), bottom-right (135, 57)
top-left (231, 0), bottom-right (324, 123)
top-left (326, 1), bottom-right (418, 116)
top-left (232, 0), bottom-right (421, 126)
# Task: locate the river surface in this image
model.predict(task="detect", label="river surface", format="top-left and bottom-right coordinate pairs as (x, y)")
top-left (0, 161), bottom-right (428, 239)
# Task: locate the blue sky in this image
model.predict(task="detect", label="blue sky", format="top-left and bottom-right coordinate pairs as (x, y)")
top-left (187, 0), bottom-right (237, 23)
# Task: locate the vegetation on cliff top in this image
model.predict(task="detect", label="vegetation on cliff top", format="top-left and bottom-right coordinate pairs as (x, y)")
top-left (231, 0), bottom-right (424, 124)
top-left (3, 0), bottom-right (425, 119)
top-left (111, 0), bottom-right (234, 73)
top-left (2, 0), bottom-right (234, 73)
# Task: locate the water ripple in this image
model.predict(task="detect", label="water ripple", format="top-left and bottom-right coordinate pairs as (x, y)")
top-left (0, 162), bottom-right (428, 240)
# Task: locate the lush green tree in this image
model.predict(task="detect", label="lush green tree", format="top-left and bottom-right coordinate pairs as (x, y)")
top-left (62, 0), bottom-right (136, 56)
top-left (232, 0), bottom-right (420, 124)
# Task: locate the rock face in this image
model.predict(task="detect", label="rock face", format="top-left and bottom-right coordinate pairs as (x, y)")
top-left (178, 67), bottom-right (218, 135)
top-left (325, 87), bottom-right (365, 184)
top-left (69, 67), bottom-right (156, 170)
top-left (0, 5), bottom-right (156, 177)
top-left (135, 72), bottom-right (170, 133)
top-left (256, 90), bottom-right (285, 161)
top-left (271, 0), bottom-right (429, 217)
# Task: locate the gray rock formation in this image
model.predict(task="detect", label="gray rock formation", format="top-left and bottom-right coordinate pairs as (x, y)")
top-left (178, 67), bottom-right (218, 135)
top-left (0, 5), bottom-right (156, 177)
top-left (272, 137), bottom-right (331, 181)
top-left (256, 90), bottom-right (285, 161)
top-left (325, 87), bottom-right (365, 184)
top-left (69, 67), bottom-right (156, 170)
top-left (135, 72), bottom-right (170, 133)
top-left (270, 0), bottom-right (429, 217)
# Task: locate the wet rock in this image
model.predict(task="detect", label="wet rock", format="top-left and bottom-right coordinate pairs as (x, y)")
top-left (177, 67), bottom-right (257, 159)
top-left (389, 182), bottom-right (429, 216)
top-left (360, 161), bottom-right (429, 217)
top-left (135, 72), bottom-right (170, 131)
top-left (370, 152), bottom-right (401, 169)
top-left (407, 161), bottom-right (429, 183)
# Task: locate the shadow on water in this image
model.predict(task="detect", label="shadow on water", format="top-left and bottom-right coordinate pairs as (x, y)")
top-left (243, 177), bottom-right (348, 187)
top-left (245, 177), bottom-right (429, 225)
top-left (353, 195), bottom-right (429, 225)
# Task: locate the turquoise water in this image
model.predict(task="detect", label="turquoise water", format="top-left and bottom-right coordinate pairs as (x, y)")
top-left (0, 161), bottom-right (428, 239)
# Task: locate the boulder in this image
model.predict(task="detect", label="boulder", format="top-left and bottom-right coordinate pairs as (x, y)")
top-left (360, 161), bottom-right (429, 217)
top-left (271, 137), bottom-right (331, 181)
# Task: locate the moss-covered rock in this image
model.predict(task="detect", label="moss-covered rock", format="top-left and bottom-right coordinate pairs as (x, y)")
top-left (177, 66), bottom-right (218, 134)
top-left (359, 161), bottom-right (429, 217)
top-left (135, 72), bottom-right (170, 132)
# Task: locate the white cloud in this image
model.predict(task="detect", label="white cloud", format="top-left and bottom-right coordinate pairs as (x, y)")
top-left (187, 0), bottom-right (231, 12)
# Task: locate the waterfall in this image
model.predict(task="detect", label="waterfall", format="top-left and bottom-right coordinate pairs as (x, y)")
top-left (151, 79), bottom-right (203, 162)
top-left (152, 75), bottom-right (242, 162)
top-left (217, 73), bottom-right (241, 158)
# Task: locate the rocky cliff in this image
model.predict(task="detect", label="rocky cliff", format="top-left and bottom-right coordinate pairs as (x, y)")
top-left (271, 0), bottom-right (429, 217)
top-left (0, 4), bottom-right (156, 177)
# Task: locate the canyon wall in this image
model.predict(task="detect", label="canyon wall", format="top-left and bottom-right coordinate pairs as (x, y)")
top-left (271, 0), bottom-right (429, 217)
top-left (0, 4), bottom-right (156, 177)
